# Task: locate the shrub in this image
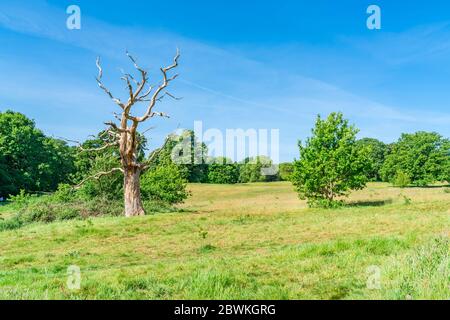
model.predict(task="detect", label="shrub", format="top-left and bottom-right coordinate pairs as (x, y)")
top-left (141, 164), bottom-right (189, 204)
top-left (20, 203), bottom-right (57, 223)
top-left (393, 170), bottom-right (411, 188)
top-left (0, 193), bottom-right (125, 232)
top-left (54, 183), bottom-right (76, 202)
top-left (8, 189), bottom-right (32, 207)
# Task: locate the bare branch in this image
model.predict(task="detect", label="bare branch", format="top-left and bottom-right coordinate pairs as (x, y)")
top-left (96, 57), bottom-right (125, 109)
top-left (79, 142), bottom-right (118, 153)
top-left (135, 49), bottom-right (180, 123)
top-left (57, 135), bottom-right (118, 153)
top-left (151, 111), bottom-right (170, 118)
top-left (141, 126), bottom-right (156, 135)
top-left (136, 84), bottom-right (153, 101)
top-left (140, 136), bottom-right (173, 171)
top-left (73, 167), bottom-right (124, 189)
top-left (155, 91), bottom-right (182, 103)
top-left (120, 73), bottom-right (134, 101)
top-left (105, 121), bottom-right (130, 133)
top-left (125, 50), bottom-right (148, 103)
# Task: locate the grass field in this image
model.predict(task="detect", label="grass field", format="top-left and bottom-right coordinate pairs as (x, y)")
top-left (0, 182), bottom-right (448, 300)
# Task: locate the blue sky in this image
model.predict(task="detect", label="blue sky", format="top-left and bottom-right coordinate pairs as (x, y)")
top-left (0, 0), bottom-right (450, 161)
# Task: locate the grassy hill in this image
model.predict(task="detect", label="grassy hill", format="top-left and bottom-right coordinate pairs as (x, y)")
top-left (0, 182), bottom-right (448, 299)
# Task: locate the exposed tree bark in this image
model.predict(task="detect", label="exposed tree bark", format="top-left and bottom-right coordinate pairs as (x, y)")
top-left (76, 49), bottom-right (180, 217)
top-left (124, 166), bottom-right (145, 217)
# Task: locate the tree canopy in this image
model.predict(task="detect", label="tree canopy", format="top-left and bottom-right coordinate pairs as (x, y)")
top-left (292, 112), bottom-right (372, 207)
top-left (356, 138), bottom-right (386, 181)
top-left (380, 131), bottom-right (450, 186)
top-left (0, 110), bottom-right (75, 198)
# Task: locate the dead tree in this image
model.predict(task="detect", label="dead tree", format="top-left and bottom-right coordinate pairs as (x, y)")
top-left (85, 50), bottom-right (180, 217)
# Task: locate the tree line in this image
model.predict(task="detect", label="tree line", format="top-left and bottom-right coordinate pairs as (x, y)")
top-left (1, 110), bottom-right (449, 208)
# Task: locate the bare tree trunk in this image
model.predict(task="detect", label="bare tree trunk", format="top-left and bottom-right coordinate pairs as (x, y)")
top-left (124, 167), bottom-right (145, 217)
top-left (91, 50), bottom-right (179, 217)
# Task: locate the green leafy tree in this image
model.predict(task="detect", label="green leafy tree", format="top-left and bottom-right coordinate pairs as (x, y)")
top-left (140, 163), bottom-right (189, 204)
top-left (207, 157), bottom-right (239, 184)
top-left (356, 138), bottom-right (386, 181)
top-left (239, 156), bottom-right (276, 183)
top-left (279, 162), bottom-right (294, 181)
top-left (0, 154), bottom-right (14, 198)
top-left (152, 130), bottom-right (208, 183)
top-left (292, 112), bottom-right (372, 207)
top-left (0, 110), bottom-right (75, 197)
top-left (380, 132), bottom-right (450, 186)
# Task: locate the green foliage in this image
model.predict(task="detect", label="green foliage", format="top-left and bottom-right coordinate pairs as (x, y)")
top-left (140, 163), bottom-right (189, 204)
top-left (76, 153), bottom-right (123, 200)
top-left (0, 215), bottom-right (23, 232)
top-left (207, 157), bottom-right (239, 184)
top-left (0, 110), bottom-right (75, 198)
top-left (393, 170), bottom-right (411, 188)
top-left (8, 189), bottom-right (32, 206)
top-left (0, 193), bottom-right (125, 232)
top-left (381, 132), bottom-right (450, 186)
top-left (279, 163), bottom-right (294, 181)
top-left (152, 130), bottom-right (208, 183)
top-left (72, 131), bottom-right (123, 200)
top-left (239, 156), bottom-right (276, 183)
top-left (356, 138), bottom-right (386, 181)
top-left (292, 112), bottom-right (372, 207)
top-left (53, 183), bottom-right (76, 202)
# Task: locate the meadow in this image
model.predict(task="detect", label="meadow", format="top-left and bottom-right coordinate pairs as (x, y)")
top-left (0, 182), bottom-right (448, 300)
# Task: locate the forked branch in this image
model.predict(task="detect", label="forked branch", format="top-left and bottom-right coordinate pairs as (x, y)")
top-left (74, 167), bottom-right (124, 189)
top-left (135, 48), bottom-right (180, 123)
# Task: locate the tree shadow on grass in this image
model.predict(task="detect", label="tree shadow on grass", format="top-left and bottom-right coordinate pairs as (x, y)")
top-left (346, 199), bottom-right (393, 207)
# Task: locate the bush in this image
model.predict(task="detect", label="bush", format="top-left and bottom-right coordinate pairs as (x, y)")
top-left (141, 164), bottom-right (189, 204)
top-left (20, 203), bottom-right (57, 223)
top-left (54, 183), bottom-right (76, 202)
top-left (292, 112), bottom-right (372, 207)
top-left (393, 170), bottom-right (411, 188)
top-left (0, 192), bottom-right (126, 232)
